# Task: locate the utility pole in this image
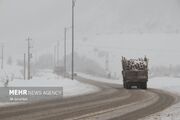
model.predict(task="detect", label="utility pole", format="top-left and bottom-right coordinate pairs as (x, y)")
top-left (27, 37), bottom-right (32, 80)
top-left (57, 40), bottom-right (60, 66)
top-left (1, 44), bottom-right (4, 69)
top-left (72, 0), bottom-right (76, 80)
top-left (64, 26), bottom-right (71, 78)
top-left (105, 53), bottom-right (110, 78)
top-left (105, 53), bottom-right (109, 72)
top-left (54, 45), bottom-right (57, 68)
top-left (64, 28), bottom-right (67, 77)
top-left (24, 53), bottom-right (26, 80)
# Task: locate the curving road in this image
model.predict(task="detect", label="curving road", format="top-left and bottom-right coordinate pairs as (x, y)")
top-left (0, 77), bottom-right (177, 120)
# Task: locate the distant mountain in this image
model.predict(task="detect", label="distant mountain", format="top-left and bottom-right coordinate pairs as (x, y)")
top-left (76, 0), bottom-right (180, 34)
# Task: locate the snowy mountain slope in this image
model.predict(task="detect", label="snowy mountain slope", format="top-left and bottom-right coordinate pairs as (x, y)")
top-left (1, 0), bottom-right (180, 78)
top-left (73, 33), bottom-right (180, 77)
top-left (1, 0), bottom-right (180, 59)
top-left (75, 0), bottom-right (180, 34)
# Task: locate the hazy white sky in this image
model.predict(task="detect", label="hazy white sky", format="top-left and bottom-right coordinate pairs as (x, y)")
top-left (0, 0), bottom-right (180, 65)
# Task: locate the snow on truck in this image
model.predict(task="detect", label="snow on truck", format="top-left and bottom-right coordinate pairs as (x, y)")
top-left (122, 56), bottom-right (148, 89)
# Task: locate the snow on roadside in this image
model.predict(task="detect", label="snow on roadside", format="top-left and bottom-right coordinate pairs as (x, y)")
top-left (0, 63), bottom-right (23, 88)
top-left (7, 78), bottom-right (99, 98)
top-left (0, 70), bottom-right (99, 107)
top-left (78, 73), bottom-right (123, 84)
top-left (148, 77), bottom-right (180, 94)
top-left (2, 71), bottom-right (99, 97)
top-left (140, 77), bottom-right (180, 120)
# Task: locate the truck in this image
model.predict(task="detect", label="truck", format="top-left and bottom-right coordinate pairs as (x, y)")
top-left (122, 56), bottom-right (148, 89)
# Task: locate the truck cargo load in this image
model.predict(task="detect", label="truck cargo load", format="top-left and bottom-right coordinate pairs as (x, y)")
top-left (122, 56), bottom-right (148, 89)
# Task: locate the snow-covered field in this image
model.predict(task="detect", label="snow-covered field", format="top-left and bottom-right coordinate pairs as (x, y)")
top-left (78, 73), bottom-right (123, 84)
top-left (0, 70), bottom-right (99, 97)
top-left (0, 67), bottom-right (99, 107)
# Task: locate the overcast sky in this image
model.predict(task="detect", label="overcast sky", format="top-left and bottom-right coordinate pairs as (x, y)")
top-left (0, 0), bottom-right (180, 65)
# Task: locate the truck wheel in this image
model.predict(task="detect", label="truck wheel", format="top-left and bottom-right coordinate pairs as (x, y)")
top-left (144, 83), bottom-right (147, 89)
top-left (128, 84), bottom-right (131, 89)
top-left (125, 83), bottom-right (128, 89)
top-left (142, 83), bottom-right (147, 89)
top-left (138, 84), bottom-right (143, 89)
top-left (123, 83), bottom-right (126, 88)
top-left (125, 84), bottom-right (128, 89)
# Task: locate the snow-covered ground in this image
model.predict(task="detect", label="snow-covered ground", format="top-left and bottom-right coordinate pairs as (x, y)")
top-left (9, 70), bottom-right (99, 97)
top-left (79, 73), bottom-right (180, 120)
top-left (0, 63), bottom-right (22, 86)
top-left (78, 73), bottom-right (123, 84)
top-left (0, 66), bottom-right (99, 107)
top-left (140, 77), bottom-right (180, 120)
top-left (0, 70), bottom-right (99, 97)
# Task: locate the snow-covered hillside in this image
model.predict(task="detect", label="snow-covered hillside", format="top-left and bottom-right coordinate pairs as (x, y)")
top-left (75, 0), bottom-right (180, 34)
top-left (1, 0), bottom-right (180, 61)
top-left (73, 33), bottom-right (180, 78)
top-left (1, 0), bottom-right (180, 79)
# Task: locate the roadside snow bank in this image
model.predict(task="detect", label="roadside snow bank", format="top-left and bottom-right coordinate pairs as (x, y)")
top-left (140, 77), bottom-right (180, 120)
top-left (0, 71), bottom-right (99, 107)
top-left (78, 73), bottom-right (122, 84)
top-left (6, 71), bottom-right (99, 97)
top-left (0, 64), bottom-right (23, 87)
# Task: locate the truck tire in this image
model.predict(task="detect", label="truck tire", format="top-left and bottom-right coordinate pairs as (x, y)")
top-left (126, 84), bottom-right (128, 89)
top-left (127, 84), bottom-right (131, 89)
top-left (138, 84), bottom-right (141, 89)
top-left (125, 83), bottom-right (129, 89)
top-left (144, 82), bottom-right (147, 89)
top-left (123, 82), bottom-right (126, 88)
top-left (125, 83), bottom-right (128, 89)
top-left (142, 83), bottom-right (147, 89)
